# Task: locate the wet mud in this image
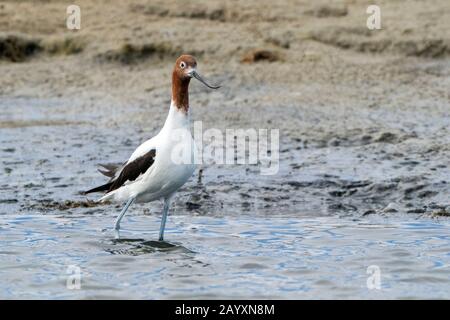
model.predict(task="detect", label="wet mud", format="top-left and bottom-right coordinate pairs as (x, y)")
top-left (0, 0), bottom-right (449, 299)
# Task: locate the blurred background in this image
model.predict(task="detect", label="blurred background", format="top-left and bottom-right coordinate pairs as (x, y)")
top-left (0, 0), bottom-right (449, 299)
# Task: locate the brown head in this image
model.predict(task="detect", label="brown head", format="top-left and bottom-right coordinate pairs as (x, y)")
top-left (172, 54), bottom-right (220, 112)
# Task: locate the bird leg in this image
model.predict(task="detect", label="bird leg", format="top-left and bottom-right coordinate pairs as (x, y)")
top-left (159, 197), bottom-right (172, 241)
top-left (114, 197), bottom-right (135, 238)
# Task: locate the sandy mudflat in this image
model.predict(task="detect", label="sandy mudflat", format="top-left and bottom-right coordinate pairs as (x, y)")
top-left (1, 0), bottom-right (448, 217)
top-left (0, 0), bottom-right (450, 300)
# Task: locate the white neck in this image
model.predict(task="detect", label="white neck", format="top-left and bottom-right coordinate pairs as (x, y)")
top-left (160, 101), bottom-right (191, 133)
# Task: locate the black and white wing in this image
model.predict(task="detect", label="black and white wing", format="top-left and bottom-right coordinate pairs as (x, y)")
top-left (84, 149), bottom-right (156, 194)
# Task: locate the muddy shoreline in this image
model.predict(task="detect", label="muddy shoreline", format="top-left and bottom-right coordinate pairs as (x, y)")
top-left (1, 0), bottom-right (449, 219)
top-left (1, 0), bottom-right (450, 301)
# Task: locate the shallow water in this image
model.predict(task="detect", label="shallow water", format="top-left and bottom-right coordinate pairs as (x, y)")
top-left (1, 213), bottom-right (449, 299)
top-left (1, 97), bottom-right (449, 299)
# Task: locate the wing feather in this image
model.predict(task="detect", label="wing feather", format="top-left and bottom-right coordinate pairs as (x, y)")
top-left (107, 149), bottom-right (156, 192)
top-left (84, 149), bottom-right (156, 194)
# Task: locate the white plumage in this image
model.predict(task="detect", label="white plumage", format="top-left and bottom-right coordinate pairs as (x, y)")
top-left (99, 103), bottom-right (196, 204)
top-left (84, 54), bottom-right (219, 241)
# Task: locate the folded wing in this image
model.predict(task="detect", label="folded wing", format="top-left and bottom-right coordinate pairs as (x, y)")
top-left (84, 149), bottom-right (156, 194)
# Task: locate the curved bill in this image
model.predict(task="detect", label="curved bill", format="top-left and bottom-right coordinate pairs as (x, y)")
top-left (192, 70), bottom-right (220, 89)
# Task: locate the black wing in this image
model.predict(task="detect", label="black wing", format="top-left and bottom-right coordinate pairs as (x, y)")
top-left (83, 149), bottom-right (156, 194)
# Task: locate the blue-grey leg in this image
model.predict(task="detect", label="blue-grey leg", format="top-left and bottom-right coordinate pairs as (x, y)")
top-left (159, 197), bottom-right (172, 241)
top-left (114, 197), bottom-right (135, 237)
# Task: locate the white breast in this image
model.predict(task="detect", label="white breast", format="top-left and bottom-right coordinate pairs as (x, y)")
top-left (111, 103), bottom-right (197, 203)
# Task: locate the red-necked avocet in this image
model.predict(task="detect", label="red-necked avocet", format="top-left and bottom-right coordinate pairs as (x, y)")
top-left (84, 55), bottom-right (219, 241)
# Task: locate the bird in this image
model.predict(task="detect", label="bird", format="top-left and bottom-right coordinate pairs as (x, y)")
top-left (83, 55), bottom-right (220, 241)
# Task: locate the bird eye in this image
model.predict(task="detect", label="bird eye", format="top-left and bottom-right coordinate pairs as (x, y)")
top-left (180, 62), bottom-right (186, 69)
